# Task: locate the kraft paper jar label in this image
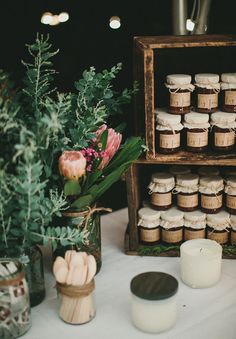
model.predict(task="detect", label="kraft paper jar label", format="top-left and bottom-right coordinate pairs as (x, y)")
top-left (225, 91), bottom-right (236, 105)
top-left (160, 133), bottom-right (180, 148)
top-left (177, 194), bottom-right (198, 208)
top-left (162, 229), bottom-right (183, 243)
top-left (151, 192), bottom-right (172, 206)
top-left (184, 228), bottom-right (205, 240)
top-left (201, 194), bottom-right (222, 209)
top-left (198, 93), bottom-right (218, 109)
top-left (187, 131), bottom-right (208, 147)
top-left (207, 230), bottom-right (228, 244)
top-left (214, 131), bottom-right (235, 147)
top-left (170, 92), bottom-right (190, 107)
top-left (226, 195), bottom-right (236, 209)
top-left (140, 228), bottom-right (160, 242)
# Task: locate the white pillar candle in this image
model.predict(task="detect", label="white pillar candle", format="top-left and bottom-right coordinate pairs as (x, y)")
top-left (180, 239), bottom-right (222, 288)
top-left (130, 272), bottom-right (178, 333)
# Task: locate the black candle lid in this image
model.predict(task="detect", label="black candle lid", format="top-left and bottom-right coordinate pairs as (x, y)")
top-left (130, 271), bottom-right (178, 301)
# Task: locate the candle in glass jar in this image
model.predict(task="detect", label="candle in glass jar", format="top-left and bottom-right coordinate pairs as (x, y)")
top-left (130, 272), bottom-right (178, 333)
top-left (180, 239), bottom-right (222, 288)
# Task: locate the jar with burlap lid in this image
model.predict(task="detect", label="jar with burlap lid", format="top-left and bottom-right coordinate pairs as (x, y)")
top-left (168, 165), bottom-right (191, 177)
top-left (206, 211), bottom-right (230, 245)
top-left (230, 214), bottom-right (236, 245)
top-left (225, 176), bottom-right (236, 214)
top-left (183, 112), bottom-right (210, 152)
top-left (138, 208), bottom-right (161, 245)
top-left (221, 73), bottom-right (236, 113)
top-left (184, 210), bottom-right (206, 241)
top-left (165, 74), bottom-right (194, 114)
top-left (199, 176), bottom-right (224, 214)
top-left (210, 112), bottom-right (236, 152)
top-left (155, 111), bottom-right (183, 154)
top-left (197, 166), bottom-right (220, 177)
top-left (175, 173), bottom-right (199, 212)
top-left (160, 208), bottom-right (184, 244)
top-left (148, 172), bottom-right (175, 210)
top-left (195, 73), bottom-right (220, 113)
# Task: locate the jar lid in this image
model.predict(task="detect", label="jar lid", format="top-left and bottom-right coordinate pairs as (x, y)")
top-left (138, 207), bottom-right (160, 222)
top-left (221, 73), bottom-right (236, 84)
top-left (130, 271), bottom-right (178, 301)
top-left (199, 175), bottom-right (224, 194)
top-left (195, 73), bottom-right (219, 84)
top-left (226, 176), bottom-right (236, 188)
top-left (184, 112), bottom-right (209, 124)
top-left (198, 166), bottom-right (220, 177)
top-left (166, 74), bottom-right (191, 85)
top-left (156, 112), bottom-right (181, 125)
top-left (184, 210), bottom-right (206, 222)
top-left (211, 111), bottom-right (236, 124)
top-left (169, 165), bottom-right (191, 176)
top-left (151, 172), bottom-right (175, 185)
top-left (161, 207), bottom-right (184, 222)
top-left (176, 173), bottom-right (199, 192)
top-left (207, 210), bottom-right (230, 224)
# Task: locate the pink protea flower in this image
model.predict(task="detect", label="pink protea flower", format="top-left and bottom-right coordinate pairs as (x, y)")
top-left (59, 151), bottom-right (87, 181)
top-left (96, 124), bottom-right (122, 169)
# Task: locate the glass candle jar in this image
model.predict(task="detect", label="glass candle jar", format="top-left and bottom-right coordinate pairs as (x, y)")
top-left (160, 207), bottom-right (184, 244)
top-left (211, 112), bottom-right (236, 152)
top-left (199, 176), bottom-right (224, 214)
top-left (168, 165), bottom-right (191, 177)
top-left (138, 208), bottom-right (161, 245)
top-left (165, 74), bottom-right (194, 115)
top-left (195, 73), bottom-right (220, 113)
top-left (197, 166), bottom-right (220, 177)
top-left (230, 215), bottom-right (236, 245)
top-left (148, 172), bottom-right (175, 210)
top-left (180, 239), bottom-right (222, 288)
top-left (130, 272), bottom-right (178, 334)
top-left (224, 176), bottom-right (236, 214)
top-left (0, 259), bottom-right (31, 339)
top-left (221, 73), bottom-right (236, 113)
top-left (206, 211), bottom-right (230, 245)
top-left (175, 173), bottom-right (199, 212)
top-left (184, 210), bottom-right (206, 241)
top-left (155, 111), bottom-right (183, 154)
top-left (184, 112), bottom-right (210, 152)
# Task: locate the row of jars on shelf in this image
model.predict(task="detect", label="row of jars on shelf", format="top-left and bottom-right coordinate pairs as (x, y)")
top-left (148, 172), bottom-right (236, 215)
top-left (166, 73), bottom-right (236, 114)
top-left (138, 207), bottom-right (235, 246)
top-left (155, 110), bottom-right (236, 154)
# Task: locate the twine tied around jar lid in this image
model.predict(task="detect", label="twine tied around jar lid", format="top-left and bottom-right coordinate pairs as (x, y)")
top-left (156, 112), bottom-right (183, 134)
top-left (230, 215), bottom-right (236, 231)
top-left (165, 74), bottom-right (195, 92)
top-left (224, 176), bottom-right (236, 195)
top-left (210, 112), bottom-right (236, 130)
top-left (173, 174), bottom-right (199, 194)
top-left (184, 112), bottom-right (210, 131)
top-left (184, 211), bottom-right (206, 229)
top-left (221, 73), bottom-right (236, 90)
top-left (148, 173), bottom-right (175, 193)
top-left (160, 208), bottom-right (184, 229)
top-left (138, 207), bottom-right (160, 228)
top-left (195, 73), bottom-right (220, 92)
top-left (199, 176), bottom-right (224, 194)
top-left (56, 279), bottom-right (95, 298)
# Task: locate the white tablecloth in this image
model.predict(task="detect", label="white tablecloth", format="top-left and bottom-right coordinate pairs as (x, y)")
top-left (23, 208), bottom-right (236, 339)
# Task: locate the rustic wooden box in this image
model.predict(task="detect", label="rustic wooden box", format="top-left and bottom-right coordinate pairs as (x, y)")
top-left (126, 35), bottom-right (236, 259)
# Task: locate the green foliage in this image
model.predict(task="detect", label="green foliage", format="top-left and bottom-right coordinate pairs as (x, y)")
top-left (138, 245), bottom-right (180, 256)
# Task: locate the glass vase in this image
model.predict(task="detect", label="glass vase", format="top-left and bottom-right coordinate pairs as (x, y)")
top-left (0, 245), bottom-right (45, 307)
top-left (53, 210), bottom-right (102, 273)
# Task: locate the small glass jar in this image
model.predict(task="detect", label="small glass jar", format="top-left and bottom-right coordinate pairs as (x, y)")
top-left (155, 111), bottom-right (183, 154)
top-left (175, 173), bottom-right (199, 212)
top-left (230, 215), bottom-right (236, 245)
top-left (148, 172), bottom-right (175, 210)
top-left (211, 112), bottom-right (236, 152)
top-left (160, 208), bottom-right (184, 244)
top-left (195, 73), bottom-right (220, 113)
top-left (206, 211), bottom-right (230, 245)
top-left (0, 258), bottom-right (31, 339)
top-left (168, 165), bottom-right (191, 177)
top-left (197, 166), bottom-right (220, 177)
top-left (184, 112), bottom-right (210, 152)
top-left (165, 74), bottom-right (194, 115)
top-left (224, 176), bottom-right (236, 214)
top-left (138, 208), bottom-right (161, 245)
top-left (199, 176), bottom-right (224, 214)
top-left (130, 272), bottom-right (178, 334)
top-left (221, 73), bottom-right (236, 113)
top-left (184, 210), bottom-right (206, 241)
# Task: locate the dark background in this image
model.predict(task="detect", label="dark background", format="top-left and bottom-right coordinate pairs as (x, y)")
top-left (1, 0), bottom-right (236, 209)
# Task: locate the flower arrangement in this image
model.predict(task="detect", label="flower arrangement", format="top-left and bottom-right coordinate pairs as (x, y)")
top-left (0, 35), bottom-right (144, 254)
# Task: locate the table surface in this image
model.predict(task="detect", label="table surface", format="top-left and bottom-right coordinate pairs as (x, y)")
top-left (24, 208), bottom-right (236, 339)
